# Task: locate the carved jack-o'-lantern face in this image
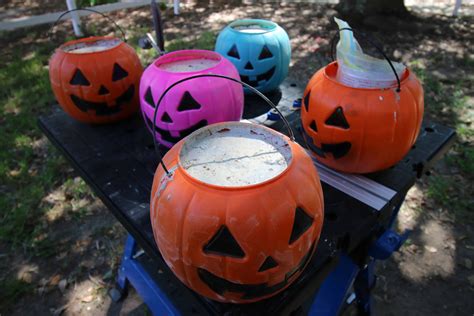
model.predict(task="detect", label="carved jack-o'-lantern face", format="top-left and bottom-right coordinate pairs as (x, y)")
top-left (139, 50), bottom-right (244, 148)
top-left (49, 37), bottom-right (143, 124)
top-left (225, 43), bottom-right (277, 88)
top-left (142, 89), bottom-right (210, 145)
top-left (215, 19), bottom-right (291, 93)
top-left (195, 208), bottom-right (317, 301)
top-left (150, 123), bottom-right (324, 303)
top-left (301, 62), bottom-right (424, 173)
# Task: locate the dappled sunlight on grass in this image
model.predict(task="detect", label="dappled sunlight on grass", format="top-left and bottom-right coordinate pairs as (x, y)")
top-left (64, 277), bottom-right (111, 314)
top-left (166, 31), bottom-right (216, 52)
top-left (42, 177), bottom-right (96, 224)
top-left (16, 263), bottom-right (40, 283)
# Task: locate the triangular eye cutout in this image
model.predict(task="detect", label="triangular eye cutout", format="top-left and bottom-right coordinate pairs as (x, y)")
top-left (144, 87), bottom-right (155, 108)
top-left (244, 62), bottom-right (254, 70)
top-left (161, 112), bottom-right (173, 123)
top-left (309, 120), bottom-right (318, 132)
top-left (177, 91), bottom-right (201, 112)
top-left (112, 63), bottom-right (128, 81)
top-left (303, 91), bottom-right (311, 112)
top-left (203, 225), bottom-right (245, 258)
top-left (258, 45), bottom-right (273, 60)
top-left (325, 107), bottom-right (350, 129)
top-left (70, 69), bottom-right (90, 86)
top-left (289, 207), bottom-right (314, 244)
top-left (258, 256), bottom-right (278, 272)
top-left (227, 44), bottom-right (240, 59)
top-left (98, 85), bottom-right (109, 95)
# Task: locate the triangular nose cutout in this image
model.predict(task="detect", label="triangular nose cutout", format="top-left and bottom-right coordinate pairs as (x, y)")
top-left (244, 62), bottom-right (254, 70)
top-left (98, 85), bottom-right (109, 95)
top-left (258, 256), bottom-right (278, 272)
top-left (161, 112), bottom-right (173, 123)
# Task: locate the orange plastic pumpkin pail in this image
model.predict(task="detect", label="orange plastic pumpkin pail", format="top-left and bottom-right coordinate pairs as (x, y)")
top-left (49, 36), bottom-right (143, 124)
top-left (48, 9), bottom-right (143, 124)
top-left (301, 61), bottom-right (424, 173)
top-left (150, 121), bottom-right (324, 303)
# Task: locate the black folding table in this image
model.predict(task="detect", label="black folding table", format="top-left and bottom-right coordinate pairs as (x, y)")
top-left (38, 81), bottom-right (455, 315)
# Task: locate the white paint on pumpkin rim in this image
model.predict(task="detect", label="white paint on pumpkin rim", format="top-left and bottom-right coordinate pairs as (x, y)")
top-left (63, 38), bottom-right (121, 54)
top-left (179, 123), bottom-right (292, 187)
top-left (154, 50), bottom-right (222, 74)
top-left (230, 19), bottom-right (277, 34)
top-left (158, 58), bottom-right (220, 72)
top-left (233, 24), bottom-right (266, 33)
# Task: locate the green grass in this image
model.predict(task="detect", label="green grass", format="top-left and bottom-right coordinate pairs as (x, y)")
top-left (409, 59), bottom-right (473, 220)
top-left (427, 175), bottom-right (473, 219)
top-left (76, 0), bottom-right (118, 8)
top-left (166, 31), bottom-right (216, 52)
top-left (0, 277), bottom-right (34, 313)
top-left (0, 50), bottom-right (67, 246)
top-left (0, 28), bottom-right (217, 250)
top-left (427, 175), bottom-right (451, 205)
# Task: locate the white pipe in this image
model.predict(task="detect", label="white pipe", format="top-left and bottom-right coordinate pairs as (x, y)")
top-left (65, 0), bottom-right (83, 36)
top-left (174, 0), bottom-right (180, 15)
top-left (453, 0), bottom-right (462, 16)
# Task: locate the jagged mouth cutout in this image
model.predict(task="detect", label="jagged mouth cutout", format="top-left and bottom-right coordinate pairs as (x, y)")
top-left (198, 242), bottom-right (315, 300)
top-left (240, 66), bottom-right (276, 87)
top-left (70, 85), bottom-right (135, 116)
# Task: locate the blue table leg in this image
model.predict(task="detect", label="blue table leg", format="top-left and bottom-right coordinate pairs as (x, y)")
top-left (116, 234), bottom-right (135, 292)
top-left (112, 234), bottom-right (180, 316)
top-left (308, 254), bottom-right (360, 316)
top-left (354, 260), bottom-right (376, 315)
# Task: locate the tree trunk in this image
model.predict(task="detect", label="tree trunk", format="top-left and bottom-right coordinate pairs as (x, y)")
top-left (337, 0), bottom-right (409, 20)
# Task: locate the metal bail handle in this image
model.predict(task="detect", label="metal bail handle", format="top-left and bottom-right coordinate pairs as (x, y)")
top-left (148, 74), bottom-right (296, 176)
top-left (48, 8), bottom-right (127, 43)
top-left (330, 27), bottom-right (401, 92)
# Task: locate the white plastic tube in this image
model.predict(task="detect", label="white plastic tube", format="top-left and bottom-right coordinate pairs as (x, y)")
top-left (65, 0), bottom-right (83, 36)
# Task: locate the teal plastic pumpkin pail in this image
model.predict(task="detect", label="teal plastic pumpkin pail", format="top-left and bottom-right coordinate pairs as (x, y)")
top-left (215, 19), bottom-right (291, 93)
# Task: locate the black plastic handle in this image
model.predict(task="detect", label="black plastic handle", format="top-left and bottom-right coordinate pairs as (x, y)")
top-left (330, 27), bottom-right (401, 92)
top-left (146, 74), bottom-right (295, 176)
top-left (48, 8), bottom-right (127, 43)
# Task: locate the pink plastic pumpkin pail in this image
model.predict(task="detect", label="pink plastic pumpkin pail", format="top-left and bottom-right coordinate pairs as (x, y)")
top-left (139, 50), bottom-right (244, 148)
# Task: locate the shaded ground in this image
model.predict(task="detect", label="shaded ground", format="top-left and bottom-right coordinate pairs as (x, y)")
top-left (0, 0), bottom-right (67, 20)
top-left (0, 1), bottom-right (473, 315)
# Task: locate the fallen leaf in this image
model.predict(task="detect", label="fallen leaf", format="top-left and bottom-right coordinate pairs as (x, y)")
top-left (9, 169), bottom-right (21, 177)
top-left (49, 274), bottom-right (61, 286)
top-left (102, 270), bottom-right (113, 280)
top-left (81, 295), bottom-right (95, 303)
top-left (89, 274), bottom-right (105, 286)
top-left (424, 246), bottom-right (438, 253)
top-left (58, 279), bottom-right (67, 294)
top-left (406, 244), bottom-right (419, 254)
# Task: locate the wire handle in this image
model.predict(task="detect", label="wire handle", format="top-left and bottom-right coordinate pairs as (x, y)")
top-left (330, 28), bottom-right (401, 92)
top-left (48, 8), bottom-right (127, 43)
top-left (148, 74), bottom-right (296, 176)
